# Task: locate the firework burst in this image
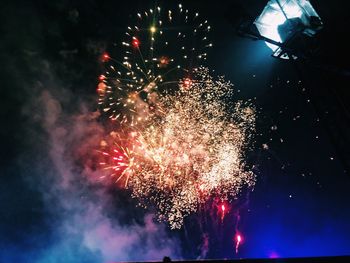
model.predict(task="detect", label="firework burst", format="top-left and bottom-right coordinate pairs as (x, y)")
top-left (100, 67), bottom-right (256, 229)
top-left (98, 4), bottom-right (212, 126)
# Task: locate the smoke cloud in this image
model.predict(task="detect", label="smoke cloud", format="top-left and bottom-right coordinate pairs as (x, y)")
top-left (21, 84), bottom-right (181, 263)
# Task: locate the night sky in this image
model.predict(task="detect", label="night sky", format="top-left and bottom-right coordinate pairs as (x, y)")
top-left (1, 0), bottom-right (350, 262)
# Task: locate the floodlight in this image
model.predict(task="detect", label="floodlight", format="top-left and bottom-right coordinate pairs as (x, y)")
top-left (253, 0), bottom-right (322, 59)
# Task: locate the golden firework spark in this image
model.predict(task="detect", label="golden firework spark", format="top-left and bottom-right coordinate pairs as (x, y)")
top-left (100, 67), bottom-right (256, 229)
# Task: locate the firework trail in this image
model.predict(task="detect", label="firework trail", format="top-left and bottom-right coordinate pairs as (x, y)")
top-left (234, 211), bottom-right (243, 254)
top-left (235, 233), bottom-right (242, 254)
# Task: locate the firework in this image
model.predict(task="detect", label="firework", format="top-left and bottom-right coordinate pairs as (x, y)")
top-left (98, 4), bottom-right (212, 126)
top-left (100, 67), bottom-right (256, 229)
top-left (235, 233), bottom-right (243, 254)
top-left (99, 130), bottom-right (141, 187)
top-left (220, 203), bottom-right (227, 222)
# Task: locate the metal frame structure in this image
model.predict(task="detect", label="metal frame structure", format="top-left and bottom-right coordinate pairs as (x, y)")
top-left (238, 0), bottom-right (322, 60)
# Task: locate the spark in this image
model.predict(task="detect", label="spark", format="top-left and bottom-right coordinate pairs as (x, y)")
top-left (132, 38), bottom-right (140, 48)
top-left (235, 233), bottom-right (242, 254)
top-left (220, 203), bottom-right (227, 222)
top-left (150, 26), bottom-right (156, 33)
top-left (221, 204), bottom-right (226, 212)
top-left (181, 78), bottom-right (192, 89)
top-left (101, 52), bottom-right (110, 62)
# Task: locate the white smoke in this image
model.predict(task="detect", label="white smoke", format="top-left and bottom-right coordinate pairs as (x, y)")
top-left (29, 89), bottom-right (181, 262)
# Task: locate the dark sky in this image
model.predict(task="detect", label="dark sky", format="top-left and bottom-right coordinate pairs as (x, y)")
top-left (1, 0), bottom-right (350, 262)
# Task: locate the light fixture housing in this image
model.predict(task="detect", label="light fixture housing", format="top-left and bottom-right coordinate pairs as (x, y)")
top-left (254, 0), bottom-right (322, 59)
